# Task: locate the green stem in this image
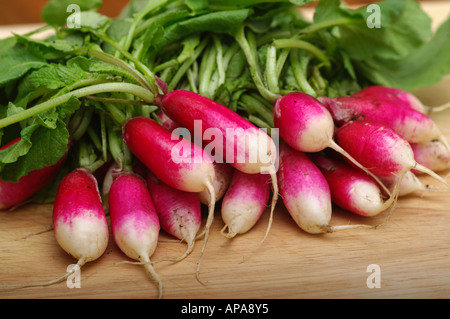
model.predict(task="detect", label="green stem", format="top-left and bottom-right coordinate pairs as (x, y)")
top-left (168, 37), bottom-right (209, 91)
top-left (290, 49), bottom-right (316, 96)
top-left (199, 44), bottom-right (217, 98)
top-left (266, 45), bottom-right (279, 94)
top-left (86, 49), bottom-right (151, 91)
top-left (119, 0), bottom-right (168, 57)
top-left (299, 18), bottom-right (354, 35)
top-left (273, 38), bottom-right (331, 68)
top-left (276, 48), bottom-right (290, 79)
top-left (234, 27), bottom-right (278, 104)
top-left (239, 94), bottom-right (274, 127)
top-left (0, 83), bottom-right (154, 129)
top-left (87, 33), bottom-right (158, 93)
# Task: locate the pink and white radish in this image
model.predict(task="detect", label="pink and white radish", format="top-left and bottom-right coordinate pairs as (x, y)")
top-left (377, 171), bottom-right (446, 197)
top-left (198, 162), bottom-right (234, 205)
top-left (108, 172), bottom-right (162, 299)
top-left (220, 170), bottom-right (271, 238)
top-left (0, 137), bottom-right (68, 210)
top-left (0, 168), bottom-right (109, 289)
top-left (333, 120), bottom-right (449, 188)
top-left (353, 85), bottom-right (450, 114)
top-left (277, 142), bottom-right (372, 234)
top-left (310, 152), bottom-right (398, 217)
top-left (156, 89), bottom-right (278, 253)
top-left (53, 168), bottom-right (109, 267)
top-left (319, 94), bottom-right (450, 151)
top-left (411, 140), bottom-right (450, 174)
top-left (122, 116), bottom-right (216, 281)
top-left (273, 91), bottom-right (390, 195)
top-left (145, 170), bottom-right (201, 262)
top-left (353, 86), bottom-right (426, 113)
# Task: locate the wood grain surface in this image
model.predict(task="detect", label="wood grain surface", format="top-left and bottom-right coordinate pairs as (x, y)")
top-left (0, 2), bottom-right (450, 300)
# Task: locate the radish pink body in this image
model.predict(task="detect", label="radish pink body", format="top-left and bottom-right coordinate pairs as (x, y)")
top-left (157, 90), bottom-right (277, 175)
top-left (277, 143), bottom-right (332, 234)
top-left (320, 95), bottom-right (443, 144)
top-left (53, 168), bottom-right (109, 264)
top-left (108, 172), bottom-right (162, 298)
top-left (123, 116), bottom-right (215, 193)
top-left (334, 120), bottom-right (449, 189)
top-left (0, 138), bottom-right (68, 210)
top-left (311, 153), bottom-right (395, 217)
top-left (353, 86), bottom-right (426, 113)
top-left (273, 92), bottom-right (336, 153)
top-left (221, 170), bottom-right (270, 238)
top-left (145, 171), bottom-right (201, 261)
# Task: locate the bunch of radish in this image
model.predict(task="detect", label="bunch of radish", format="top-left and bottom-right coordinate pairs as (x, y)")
top-left (2, 0), bottom-right (450, 300)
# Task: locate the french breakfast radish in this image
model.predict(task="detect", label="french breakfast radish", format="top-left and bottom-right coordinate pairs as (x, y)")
top-left (353, 85), bottom-right (450, 114)
top-left (277, 142), bottom-right (372, 234)
top-left (156, 89), bottom-right (279, 255)
top-left (108, 172), bottom-right (162, 299)
top-left (122, 116), bottom-right (216, 281)
top-left (0, 168), bottom-right (109, 289)
top-left (53, 168), bottom-right (109, 266)
top-left (319, 95), bottom-right (450, 151)
top-left (334, 120), bottom-right (450, 188)
top-left (220, 170), bottom-right (270, 238)
top-left (411, 140), bottom-right (450, 174)
top-left (145, 170), bottom-right (201, 262)
top-left (353, 86), bottom-right (427, 113)
top-left (0, 138), bottom-right (68, 210)
top-left (310, 152), bottom-right (398, 217)
top-left (273, 92), bottom-right (390, 195)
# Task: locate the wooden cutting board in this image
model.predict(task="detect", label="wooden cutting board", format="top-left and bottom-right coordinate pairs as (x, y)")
top-left (1, 2), bottom-right (450, 300)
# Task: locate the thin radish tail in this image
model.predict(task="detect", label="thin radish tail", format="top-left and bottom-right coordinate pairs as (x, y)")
top-left (139, 255), bottom-right (163, 299)
top-left (0, 258), bottom-right (86, 290)
top-left (195, 180), bottom-right (216, 285)
top-left (413, 162), bottom-right (450, 189)
top-left (21, 224), bottom-right (53, 239)
top-left (240, 169), bottom-right (278, 264)
top-left (372, 170), bottom-right (406, 230)
top-left (155, 237), bottom-right (196, 264)
top-left (425, 102), bottom-right (450, 115)
top-left (329, 140), bottom-right (392, 197)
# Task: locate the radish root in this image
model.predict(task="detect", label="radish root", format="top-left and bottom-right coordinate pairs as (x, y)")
top-left (0, 258), bottom-right (86, 290)
top-left (195, 180), bottom-right (216, 285)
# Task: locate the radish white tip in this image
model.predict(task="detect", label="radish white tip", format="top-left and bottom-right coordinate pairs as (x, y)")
top-left (413, 163), bottom-right (450, 189)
